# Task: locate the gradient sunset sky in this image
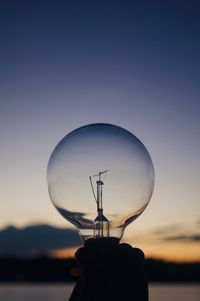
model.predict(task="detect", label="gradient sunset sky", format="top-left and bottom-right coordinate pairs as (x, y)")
top-left (0, 0), bottom-right (200, 262)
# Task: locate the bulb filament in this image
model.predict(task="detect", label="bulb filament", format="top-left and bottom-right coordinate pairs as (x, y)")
top-left (89, 170), bottom-right (110, 238)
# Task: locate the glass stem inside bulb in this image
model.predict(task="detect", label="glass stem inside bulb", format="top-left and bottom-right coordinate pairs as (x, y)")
top-left (93, 173), bottom-right (109, 238)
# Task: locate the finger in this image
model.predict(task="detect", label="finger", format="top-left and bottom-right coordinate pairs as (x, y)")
top-left (119, 244), bottom-right (145, 266)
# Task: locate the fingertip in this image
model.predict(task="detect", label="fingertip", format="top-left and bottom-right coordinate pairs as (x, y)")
top-left (119, 244), bottom-right (145, 265)
top-left (131, 247), bottom-right (145, 262)
top-left (75, 246), bottom-right (91, 262)
top-left (119, 243), bottom-right (133, 251)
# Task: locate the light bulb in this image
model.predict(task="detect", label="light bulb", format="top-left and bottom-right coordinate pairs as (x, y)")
top-left (47, 123), bottom-right (154, 241)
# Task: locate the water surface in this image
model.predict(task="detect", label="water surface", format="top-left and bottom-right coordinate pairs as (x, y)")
top-left (0, 284), bottom-right (199, 301)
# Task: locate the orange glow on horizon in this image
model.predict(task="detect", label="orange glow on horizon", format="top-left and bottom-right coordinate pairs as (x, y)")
top-left (48, 246), bottom-right (80, 258)
top-left (132, 241), bottom-right (200, 263)
top-left (48, 243), bottom-right (200, 263)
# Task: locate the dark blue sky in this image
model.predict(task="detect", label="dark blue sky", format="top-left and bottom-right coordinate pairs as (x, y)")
top-left (0, 0), bottom-right (200, 261)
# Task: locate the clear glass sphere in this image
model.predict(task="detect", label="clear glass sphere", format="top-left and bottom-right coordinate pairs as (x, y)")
top-left (47, 123), bottom-right (154, 240)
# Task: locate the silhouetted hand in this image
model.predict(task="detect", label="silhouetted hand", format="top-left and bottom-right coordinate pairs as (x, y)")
top-left (69, 239), bottom-right (148, 301)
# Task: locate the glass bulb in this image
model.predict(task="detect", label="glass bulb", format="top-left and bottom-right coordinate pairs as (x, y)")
top-left (47, 123), bottom-right (154, 241)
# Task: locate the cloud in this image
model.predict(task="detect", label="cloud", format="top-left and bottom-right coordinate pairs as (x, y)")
top-left (153, 223), bottom-right (182, 235)
top-left (152, 221), bottom-right (200, 243)
top-left (0, 224), bottom-right (82, 257)
top-left (163, 234), bottom-right (200, 242)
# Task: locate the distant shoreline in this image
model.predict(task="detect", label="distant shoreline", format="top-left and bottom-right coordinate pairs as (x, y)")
top-left (0, 257), bottom-right (200, 283)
